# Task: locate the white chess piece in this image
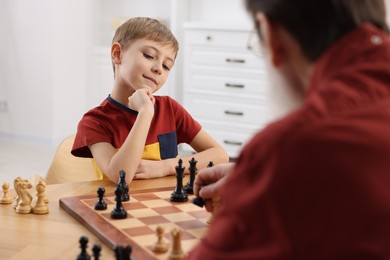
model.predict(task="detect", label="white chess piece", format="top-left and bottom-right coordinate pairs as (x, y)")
top-left (168, 228), bottom-right (184, 260)
top-left (32, 181), bottom-right (49, 214)
top-left (152, 225), bottom-right (168, 253)
top-left (0, 182), bottom-right (12, 204)
top-left (15, 179), bottom-right (33, 214)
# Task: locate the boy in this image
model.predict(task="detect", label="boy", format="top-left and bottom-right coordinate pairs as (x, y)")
top-left (72, 17), bottom-right (228, 185)
top-left (189, 0), bottom-right (390, 259)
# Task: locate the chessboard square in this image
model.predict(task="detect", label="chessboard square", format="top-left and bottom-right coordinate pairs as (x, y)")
top-left (153, 191), bottom-right (173, 199)
top-left (141, 199), bottom-right (171, 208)
top-left (163, 229), bottom-right (196, 240)
top-left (82, 198), bottom-right (100, 207)
top-left (123, 226), bottom-right (154, 237)
top-left (131, 193), bottom-right (160, 201)
top-left (175, 220), bottom-right (208, 230)
top-left (187, 210), bottom-right (211, 219)
top-left (138, 215), bottom-right (170, 225)
top-left (152, 205), bottom-right (182, 215)
top-left (128, 208), bottom-right (159, 218)
top-left (123, 201), bottom-right (147, 210)
top-left (182, 239), bottom-right (201, 253)
top-left (163, 212), bottom-right (196, 222)
top-left (108, 217), bottom-right (145, 229)
top-left (186, 227), bottom-right (209, 239)
top-left (174, 203), bottom-right (204, 212)
top-left (132, 234), bottom-right (162, 247)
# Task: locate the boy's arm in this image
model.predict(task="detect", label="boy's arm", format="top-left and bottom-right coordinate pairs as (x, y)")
top-left (134, 129), bottom-right (229, 179)
top-left (89, 89), bottom-right (154, 184)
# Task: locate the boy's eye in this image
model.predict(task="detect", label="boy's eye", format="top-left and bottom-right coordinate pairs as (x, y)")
top-left (163, 65), bottom-right (171, 71)
top-left (143, 53), bottom-right (154, 59)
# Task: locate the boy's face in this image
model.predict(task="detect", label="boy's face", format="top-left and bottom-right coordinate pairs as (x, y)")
top-left (115, 39), bottom-right (176, 94)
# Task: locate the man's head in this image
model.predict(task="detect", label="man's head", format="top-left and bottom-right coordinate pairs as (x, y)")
top-left (245, 0), bottom-right (389, 62)
top-left (111, 17), bottom-right (179, 74)
top-left (244, 0), bottom-right (389, 117)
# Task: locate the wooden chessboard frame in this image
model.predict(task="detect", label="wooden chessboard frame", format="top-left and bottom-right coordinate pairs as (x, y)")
top-left (59, 186), bottom-right (208, 259)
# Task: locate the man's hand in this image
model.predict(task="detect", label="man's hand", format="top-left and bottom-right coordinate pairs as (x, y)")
top-left (194, 162), bottom-right (235, 212)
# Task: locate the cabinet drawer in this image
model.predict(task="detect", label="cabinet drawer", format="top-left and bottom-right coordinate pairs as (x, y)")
top-left (184, 29), bottom-right (250, 49)
top-left (190, 49), bottom-right (264, 70)
top-left (190, 74), bottom-right (268, 98)
top-left (184, 95), bottom-right (269, 126)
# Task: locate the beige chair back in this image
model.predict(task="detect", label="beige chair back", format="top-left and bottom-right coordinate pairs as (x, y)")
top-left (45, 135), bottom-right (101, 184)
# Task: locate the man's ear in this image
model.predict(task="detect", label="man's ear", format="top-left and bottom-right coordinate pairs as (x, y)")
top-left (111, 42), bottom-right (122, 65)
top-left (255, 13), bottom-right (284, 67)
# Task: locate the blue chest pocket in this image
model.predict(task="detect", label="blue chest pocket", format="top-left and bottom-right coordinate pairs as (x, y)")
top-left (158, 131), bottom-right (178, 159)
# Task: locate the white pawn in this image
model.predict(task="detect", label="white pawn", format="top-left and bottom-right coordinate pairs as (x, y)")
top-left (33, 181), bottom-right (49, 214)
top-left (152, 225), bottom-right (168, 253)
top-left (0, 182), bottom-right (12, 204)
top-left (167, 228), bottom-right (184, 260)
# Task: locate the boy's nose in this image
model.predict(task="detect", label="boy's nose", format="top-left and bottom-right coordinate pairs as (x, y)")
top-left (152, 65), bottom-right (162, 75)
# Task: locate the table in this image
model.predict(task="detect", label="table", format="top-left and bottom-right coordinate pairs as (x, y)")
top-left (0, 176), bottom-right (178, 259)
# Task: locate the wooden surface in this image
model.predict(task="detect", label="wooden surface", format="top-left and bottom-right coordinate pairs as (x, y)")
top-left (0, 176), bottom-right (178, 260)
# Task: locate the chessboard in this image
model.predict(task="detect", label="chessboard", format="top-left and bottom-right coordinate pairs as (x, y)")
top-left (59, 186), bottom-right (210, 259)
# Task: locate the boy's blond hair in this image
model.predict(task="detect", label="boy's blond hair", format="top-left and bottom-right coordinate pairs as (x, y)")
top-left (111, 17), bottom-right (179, 73)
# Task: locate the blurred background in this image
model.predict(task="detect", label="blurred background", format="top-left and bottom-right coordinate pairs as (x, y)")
top-left (1, 0), bottom-right (390, 183)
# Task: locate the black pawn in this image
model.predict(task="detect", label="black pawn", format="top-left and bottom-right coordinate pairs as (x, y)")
top-left (94, 187), bottom-right (107, 210)
top-left (170, 159), bottom-right (188, 202)
top-left (111, 184), bottom-right (127, 219)
top-left (118, 170), bottom-right (130, 202)
top-left (184, 157), bottom-right (197, 194)
top-left (77, 236), bottom-right (91, 260)
top-left (192, 195), bottom-right (205, 208)
top-left (92, 244), bottom-right (101, 260)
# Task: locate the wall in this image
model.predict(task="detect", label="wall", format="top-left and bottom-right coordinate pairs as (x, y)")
top-left (0, 0), bottom-right (87, 145)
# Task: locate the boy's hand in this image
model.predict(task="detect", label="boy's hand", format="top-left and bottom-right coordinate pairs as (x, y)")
top-left (133, 159), bottom-right (170, 179)
top-left (127, 89), bottom-right (155, 113)
top-left (194, 162), bottom-right (234, 212)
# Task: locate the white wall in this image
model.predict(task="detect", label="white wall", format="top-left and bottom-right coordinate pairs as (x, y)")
top-left (0, 0), bottom-right (87, 145)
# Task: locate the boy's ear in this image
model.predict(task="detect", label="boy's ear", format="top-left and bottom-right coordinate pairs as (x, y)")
top-left (111, 42), bottom-right (122, 65)
top-left (255, 12), bottom-right (284, 67)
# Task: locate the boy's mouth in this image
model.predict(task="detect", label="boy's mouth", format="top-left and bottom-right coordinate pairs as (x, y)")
top-left (143, 75), bottom-right (158, 86)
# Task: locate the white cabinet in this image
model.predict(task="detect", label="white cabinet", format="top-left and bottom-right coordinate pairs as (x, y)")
top-left (182, 23), bottom-right (270, 158)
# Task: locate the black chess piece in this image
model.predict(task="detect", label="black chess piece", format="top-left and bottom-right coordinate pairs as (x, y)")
top-left (192, 195), bottom-right (205, 208)
top-left (94, 187), bottom-right (107, 210)
top-left (111, 183), bottom-right (127, 219)
top-left (92, 244), bottom-right (101, 260)
top-left (118, 170), bottom-right (130, 202)
top-left (77, 236), bottom-right (91, 260)
top-left (114, 245), bottom-right (132, 260)
top-left (170, 159), bottom-right (188, 202)
top-left (184, 157), bottom-right (197, 194)
top-left (207, 161), bottom-right (214, 168)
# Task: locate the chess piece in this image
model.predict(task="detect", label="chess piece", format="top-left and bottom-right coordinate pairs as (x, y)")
top-left (184, 157), bottom-right (197, 194)
top-left (114, 245), bottom-right (132, 260)
top-left (192, 195), bottom-right (205, 208)
top-left (167, 228), bottom-right (184, 260)
top-left (170, 159), bottom-right (188, 202)
top-left (32, 181), bottom-right (49, 214)
top-left (207, 161), bottom-right (214, 168)
top-left (15, 179), bottom-right (33, 214)
top-left (92, 244), bottom-right (101, 260)
top-left (0, 182), bottom-right (12, 204)
top-left (94, 187), bottom-right (107, 210)
top-left (118, 170), bottom-right (130, 202)
top-left (207, 196), bottom-right (221, 224)
top-left (13, 177), bottom-right (22, 208)
top-left (152, 225), bottom-right (168, 253)
top-left (111, 183), bottom-right (127, 219)
top-left (77, 236), bottom-right (91, 260)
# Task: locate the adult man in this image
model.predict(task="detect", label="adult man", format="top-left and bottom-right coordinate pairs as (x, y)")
top-left (188, 0), bottom-right (390, 259)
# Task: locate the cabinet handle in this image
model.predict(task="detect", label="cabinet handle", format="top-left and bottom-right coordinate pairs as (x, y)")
top-left (224, 110), bottom-right (244, 116)
top-left (226, 58), bottom-right (245, 64)
top-left (224, 140), bottom-right (243, 146)
top-left (225, 83), bottom-right (244, 89)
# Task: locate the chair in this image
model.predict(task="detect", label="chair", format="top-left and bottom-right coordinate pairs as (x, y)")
top-left (44, 135), bottom-right (102, 184)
